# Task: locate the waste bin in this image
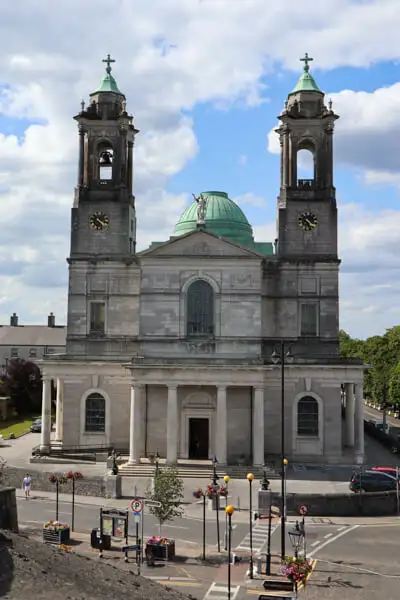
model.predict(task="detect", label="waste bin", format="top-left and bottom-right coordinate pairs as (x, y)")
top-left (90, 528), bottom-right (111, 550)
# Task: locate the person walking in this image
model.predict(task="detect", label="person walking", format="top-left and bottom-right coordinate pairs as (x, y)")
top-left (22, 473), bottom-right (32, 499)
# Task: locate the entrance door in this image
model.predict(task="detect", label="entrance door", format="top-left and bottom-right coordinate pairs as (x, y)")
top-left (188, 418), bottom-right (209, 459)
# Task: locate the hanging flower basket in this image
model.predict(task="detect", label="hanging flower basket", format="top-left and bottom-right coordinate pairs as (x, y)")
top-left (193, 488), bottom-right (203, 499)
top-left (218, 486), bottom-right (228, 497)
top-left (281, 556), bottom-right (313, 587)
top-left (66, 471), bottom-right (83, 481)
top-left (206, 483), bottom-right (219, 499)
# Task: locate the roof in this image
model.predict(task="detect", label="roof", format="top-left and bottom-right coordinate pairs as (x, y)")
top-left (289, 53), bottom-right (322, 95)
top-left (173, 191), bottom-right (255, 249)
top-left (90, 55), bottom-right (124, 96)
top-left (0, 326), bottom-right (66, 347)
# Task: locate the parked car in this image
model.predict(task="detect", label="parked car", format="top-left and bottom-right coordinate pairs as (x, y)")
top-left (349, 469), bottom-right (398, 493)
top-left (372, 466), bottom-right (400, 477)
top-left (30, 419), bottom-right (42, 433)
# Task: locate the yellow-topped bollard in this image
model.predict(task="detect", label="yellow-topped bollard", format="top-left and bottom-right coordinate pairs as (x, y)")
top-left (247, 472), bottom-right (254, 482)
top-left (224, 475), bottom-right (230, 484)
top-left (283, 458), bottom-right (288, 467)
top-left (226, 504), bottom-right (234, 515)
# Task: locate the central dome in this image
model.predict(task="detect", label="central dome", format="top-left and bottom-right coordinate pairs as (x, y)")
top-left (173, 191), bottom-right (255, 248)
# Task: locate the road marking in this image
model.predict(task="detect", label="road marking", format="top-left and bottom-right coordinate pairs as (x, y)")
top-left (311, 540), bottom-right (321, 547)
top-left (324, 533), bottom-right (333, 539)
top-left (337, 526), bottom-right (346, 531)
top-left (204, 582), bottom-right (240, 599)
top-left (235, 523), bottom-right (278, 552)
top-left (162, 524), bottom-right (189, 530)
top-left (309, 525), bottom-right (359, 557)
top-left (297, 559), bottom-right (318, 590)
top-left (159, 581), bottom-right (200, 587)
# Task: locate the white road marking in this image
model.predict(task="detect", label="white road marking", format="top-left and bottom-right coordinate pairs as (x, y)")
top-left (311, 540), bottom-right (321, 547)
top-left (204, 581), bottom-right (240, 600)
top-left (324, 533), bottom-right (333, 539)
top-left (235, 523), bottom-right (278, 552)
top-left (337, 526), bottom-right (346, 532)
top-left (309, 525), bottom-right (359, 557)
top-left (162, 524), bottom-right (189, 530)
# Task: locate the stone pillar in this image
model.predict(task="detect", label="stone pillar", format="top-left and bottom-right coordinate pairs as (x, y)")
top-left (167, 385), bottom-right (178, 463)
top-left (129, 385), bottom-right (140, 464)
top-left (216, 386), bottom-right (227, 464)
top-left (345, 383), bottom-right (355, 447)
top-left (253, 387), bottom-right (265, 466)
top-left (354, 383), bottom-right (364, 461)
top-left (40, 377), bottom-right (52, 453)
top-left (127, 142), bottom-right (133, 194)
top-left (55, 378), bottom-right (63, 442)
top-left (78, 126), bottom-right (85, 186)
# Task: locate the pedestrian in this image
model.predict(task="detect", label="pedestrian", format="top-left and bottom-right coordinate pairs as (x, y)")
top-left (22, 473), bottom-right (32, 499)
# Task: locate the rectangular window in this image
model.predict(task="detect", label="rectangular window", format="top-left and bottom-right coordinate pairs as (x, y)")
top-left (29, 348), bottom-right (37, 358)
top-left (300, 303), bottom-right (318, 337)
top-left (10, 347), bottom-right (18, 358)
top-left (90, 302), bottom-right (106, 334)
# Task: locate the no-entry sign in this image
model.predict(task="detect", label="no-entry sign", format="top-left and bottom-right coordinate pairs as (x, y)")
top-left (298, 504), bottom-right (308, 516)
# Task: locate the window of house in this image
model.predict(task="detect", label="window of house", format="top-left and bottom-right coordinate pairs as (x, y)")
top-left (90, 302), bottom-right (106, 334)
top-left (85, 392), bottom-right (106, 432)
top-left (300, 303), bottom-right (318, 336)
top-left (187, 280), bottom-right (214, 336)
top-left (297, 396), bottom-right (319, 436)
top-left (29, 348), bottom-right (37, 358)
top-left (10, 347), bottom-right (18, 358)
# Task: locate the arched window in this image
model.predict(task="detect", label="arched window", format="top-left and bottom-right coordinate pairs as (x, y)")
top-left (297, 140), bottom-right (315, 188)
top-left (98, 142), bottom-right (114, 181)
top-left (85, 392), bottom-right (106, 432)
top-left (297, 396), bottom-right (319, 437)
top-left (187, 280), bottom-right (214, 336)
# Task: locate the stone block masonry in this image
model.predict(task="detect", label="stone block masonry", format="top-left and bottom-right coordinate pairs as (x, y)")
top-left (2, 467), bottom-right (106, 498)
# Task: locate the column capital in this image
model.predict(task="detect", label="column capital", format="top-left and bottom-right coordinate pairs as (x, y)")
top-left (217, 385), bottom-right (227, 394)
top-left (167, 384), bottom-right (178, 392)
top-left (253, 386), bottom-right (264, 394)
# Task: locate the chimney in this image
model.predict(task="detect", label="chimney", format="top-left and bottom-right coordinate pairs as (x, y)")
top-left (48, 312), bottom-right (55, 328)
top-left (10, 313), bottom-right (18, 327)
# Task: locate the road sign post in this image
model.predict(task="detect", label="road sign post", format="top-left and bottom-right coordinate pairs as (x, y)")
top-left (130, 499), bottom-right (143, 513)
top-left (298, 504), bottom-right (308, 559)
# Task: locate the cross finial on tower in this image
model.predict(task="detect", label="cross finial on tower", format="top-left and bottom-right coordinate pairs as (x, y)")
top-left (102, 53), bottom-right (116, 75)
top-left (300, 52), bottom-right (313, 72)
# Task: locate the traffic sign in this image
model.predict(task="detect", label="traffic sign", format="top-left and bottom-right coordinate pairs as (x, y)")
top-left (130, 499), bottom-right (143, 513)
top-left (145, 499), bottom-right (162, 508)
top-left (121, 544), bottom-right (140, 552)
top-left (299, 504), bottom-right (308, 516)
top-left (133, 511), bottom-right (141, 523)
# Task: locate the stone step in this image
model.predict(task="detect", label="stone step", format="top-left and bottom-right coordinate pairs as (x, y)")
top-left (118, 463), bottom-right (277, 479)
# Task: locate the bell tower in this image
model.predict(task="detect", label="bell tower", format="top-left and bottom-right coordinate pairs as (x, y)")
top-left (71, 54), bottom-right (139, 258)
top-left (276, 53), bottom-right (339, 258)
top-left (66, 56), bottom-right (141, 359)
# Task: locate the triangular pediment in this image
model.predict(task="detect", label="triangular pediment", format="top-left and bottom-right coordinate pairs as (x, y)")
top-left (138, 230), bottom-right (265, 259)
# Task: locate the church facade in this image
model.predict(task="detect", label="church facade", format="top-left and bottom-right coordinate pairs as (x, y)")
top-left (40, 56), bottom-right (365, 467)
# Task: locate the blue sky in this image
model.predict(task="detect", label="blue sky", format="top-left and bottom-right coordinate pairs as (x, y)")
top-left (1, 0), bottom-right (400, 338)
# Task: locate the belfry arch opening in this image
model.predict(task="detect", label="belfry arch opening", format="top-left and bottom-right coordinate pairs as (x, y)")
top-left (98, 142), bottom-right (114, 181)
top-left (296, 142), bottom-right (315, 189)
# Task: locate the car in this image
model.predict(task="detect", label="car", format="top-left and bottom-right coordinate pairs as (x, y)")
top-left (372, 466), bottom-right (400, 477)
top-left (30, 419), bottom-right (42, 433)
top-left (349, 469), bottom-right (398, 493)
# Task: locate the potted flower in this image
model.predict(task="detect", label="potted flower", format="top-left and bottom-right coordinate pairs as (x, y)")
top-left (281, 555), bottom-right (313, 589)
top-left (193, 488), bottom-right (203, 499)
top-left (146, 535), bottom-right (175, 560)
top-left (43, 520), bottom-right (70, 545)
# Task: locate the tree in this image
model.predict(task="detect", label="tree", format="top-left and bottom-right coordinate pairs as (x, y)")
top-left (389, 362), bottom-right (400, 408)
top-left (145, 466), bottom-right (184, 535)
top-left (2, 359), bottom-right (42, 415)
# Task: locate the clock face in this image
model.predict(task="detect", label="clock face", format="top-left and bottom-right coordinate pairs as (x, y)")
top-left (298, 211), bottom-right (318, 231)
top-left (89, 211), bottom-right (109, 231)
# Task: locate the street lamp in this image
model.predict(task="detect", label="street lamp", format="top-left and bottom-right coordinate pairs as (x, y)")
top-left (271, 340), bottom-right (293, 560)
top-left (226, 504), bottom-right (235, 599)
top-left (288, 522), bottom-right (304, 596)
top-left (211, 456), bottom-right (221, 552)
top-left (247, 472), bottom-right (254, 579)
top-left (223, 474), bottom-right (230, 551)
top-left (154, 450), bottom-right (160, 479)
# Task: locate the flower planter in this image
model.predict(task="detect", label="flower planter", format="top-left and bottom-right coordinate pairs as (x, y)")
top-left (43, 527), bottom-right (70, 545)
top-left (146, 540), bottom-right (175, 561)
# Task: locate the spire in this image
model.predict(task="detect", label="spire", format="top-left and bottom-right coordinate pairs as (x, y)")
top-left (90, 54), bottom-right (124, 96)
top-left (289, 53), bottom-right (322, 95)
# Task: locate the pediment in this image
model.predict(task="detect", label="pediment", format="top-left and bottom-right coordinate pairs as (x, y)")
top-left (139, 230), bottom-right (264, 259)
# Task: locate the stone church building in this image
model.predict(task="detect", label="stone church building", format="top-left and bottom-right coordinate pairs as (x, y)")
top-left (40, 55), bottom-right (365, 467)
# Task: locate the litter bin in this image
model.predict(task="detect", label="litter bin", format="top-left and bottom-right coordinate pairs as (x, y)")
top-left (90, 528), bottom-right (111, 550)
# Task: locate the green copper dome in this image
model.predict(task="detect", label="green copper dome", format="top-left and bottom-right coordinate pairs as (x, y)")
top-left (289, 53), bottom-right (322, 95)
top-left (174, 191), bottom-right (255, 248)
top-left (90, 54), bottom-right (124, 96)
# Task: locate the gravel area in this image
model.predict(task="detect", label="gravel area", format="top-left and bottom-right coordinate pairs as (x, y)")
top-left (0, 530), bottom-right (195, 600)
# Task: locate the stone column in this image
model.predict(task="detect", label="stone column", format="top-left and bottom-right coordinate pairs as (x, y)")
top-left (127, 142), bottom-right (133, 194)
top-left (128, 385), bottom-right (140, 464)
top-left (345, 383), bottom-right (355, 447)
top-left (216, 386), bottom-right (227, 464)
top-left (55, 378), bottom-right (63, 442)
top-left (40, 377), bottom-right (52, 453)
top-left (253, 387), bottom-right (265, 466)
top-left (354, 383), bottom-right (364, 461)
top-left (167, 385), bottom-right (178, 463)
top-left (78, 126), bottom-right (85, 186)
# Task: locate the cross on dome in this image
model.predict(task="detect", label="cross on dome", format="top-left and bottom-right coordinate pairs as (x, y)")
top-left (102, 53), bottom-right (116, 75)
top-left (300, 52), bottom-right (313, 72)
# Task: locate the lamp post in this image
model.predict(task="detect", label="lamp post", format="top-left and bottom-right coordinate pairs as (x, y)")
top-left (247, 472), bottom-right (254, 579)
top-left (288, 522), bottom-right (304, 596)
top-left (226, 504), bottom-right (235, 599)
top-left (266, 488), bottom-right (272, 575)
top-left (223, 475), bottom-right (230, 551)
top-left (193, 488), bottom-right (207, 561)
top-left (211, 456), bottom-right (221, 552)
top-left (271, 340), bottom-right (293, 560)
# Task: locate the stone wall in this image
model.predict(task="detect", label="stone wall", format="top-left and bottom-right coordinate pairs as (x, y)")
top-left (2, 467), bottom-right (106, 498)
top-left (0, 487), bottom-right (18, 532)
top-left (259, 489), bottom-right (400, 517)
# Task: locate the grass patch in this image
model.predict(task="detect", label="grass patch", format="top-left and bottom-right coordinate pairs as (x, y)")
top-left (0, 415), bottom-right (40, 438)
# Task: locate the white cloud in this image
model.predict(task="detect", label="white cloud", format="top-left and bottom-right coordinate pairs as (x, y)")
top-left (233, 193), bottom-right (267, 208)
top-left (1, 0), bottom-right (400, 333)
